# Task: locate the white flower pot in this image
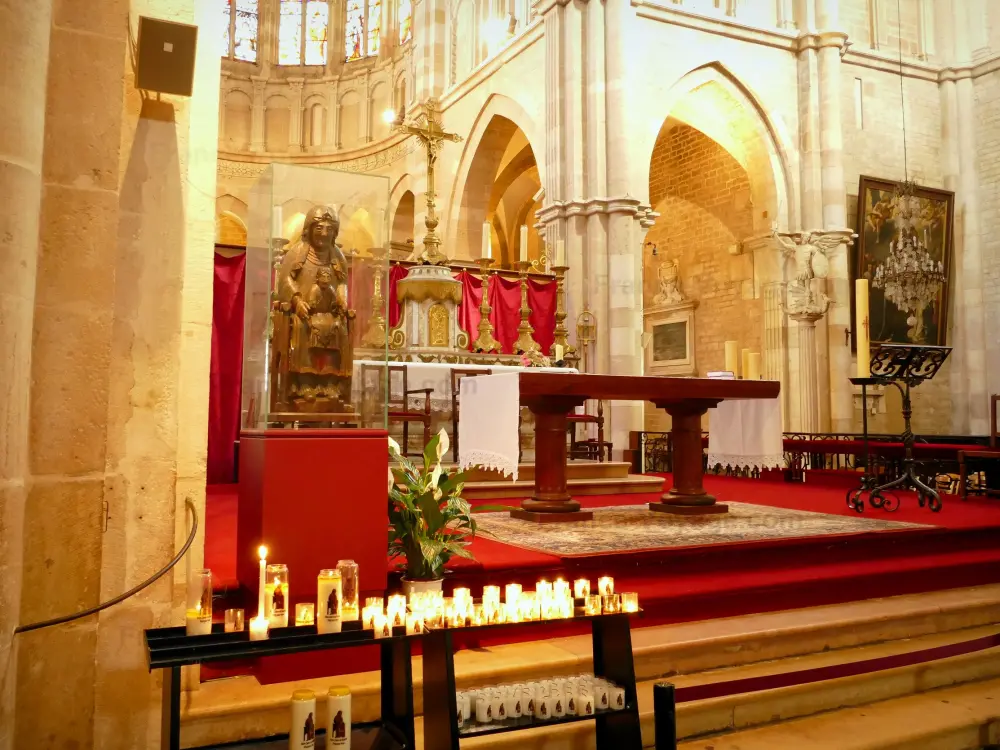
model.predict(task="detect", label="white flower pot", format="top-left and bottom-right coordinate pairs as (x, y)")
top-left (401, 577), bottom-right (444, 596)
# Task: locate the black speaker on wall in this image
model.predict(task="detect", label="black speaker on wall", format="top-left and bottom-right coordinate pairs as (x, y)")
top-left (135, 16), bottom-right (198, 97)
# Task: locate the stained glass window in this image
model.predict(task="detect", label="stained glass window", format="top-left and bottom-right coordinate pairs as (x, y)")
top-left (278, 0), bottom-right (304, 64)
top-left (345, 0), bottom-right (365, 61)
top-left (398, 0), bottom-right (413, 44)
top-left (221, 0), bottom-right (259, 62)
top-left (304, 1), bottom-right (330, 65)
top-left (367, 0), bottom-right (382, 56)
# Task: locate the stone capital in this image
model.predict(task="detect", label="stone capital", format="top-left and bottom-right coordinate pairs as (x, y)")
top-left (796, 29), bottom-right (849, 53)
top-left (536, 195), bottom-right (656, 224)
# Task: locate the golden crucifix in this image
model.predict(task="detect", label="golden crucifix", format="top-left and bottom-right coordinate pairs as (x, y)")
top-left (390, 98), bottom-right (463, 265)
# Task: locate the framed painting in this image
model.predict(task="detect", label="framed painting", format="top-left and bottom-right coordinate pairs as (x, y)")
top-left (643, 301), bottom-right (697, 376)
top-left (853, 176), bottom-right (954, 347)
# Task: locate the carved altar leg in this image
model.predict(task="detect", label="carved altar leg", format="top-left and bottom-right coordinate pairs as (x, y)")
top-left (513, 396), bottom-right (593, 523)
top-left (650, 401), bottom-right (728, 515)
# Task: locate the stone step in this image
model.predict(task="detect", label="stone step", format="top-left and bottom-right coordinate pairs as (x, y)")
top-left (180, 585), bottom-right (1000, 748)
top-left (458, 461), bottom-right (634, 483)
top-left (462, 473), bottom-right (664, 500)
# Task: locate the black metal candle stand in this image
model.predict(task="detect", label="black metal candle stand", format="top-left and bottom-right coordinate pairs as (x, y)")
top-left (848, 344), bottom-right (951, 513)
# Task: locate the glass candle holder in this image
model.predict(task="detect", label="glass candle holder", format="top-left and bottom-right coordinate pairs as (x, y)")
top-left (249, 615), bottom-right (269, 641)
top-left (573, 579), bottom-right (590, 599)
top-left (521, 591), bottom-right (539, 621)
top-left (553, 579), bottom-right (570, 599)
top-left (374, 612), bottom-right (392, 639)
top-left (602, 593), bottom-right (622, 614)
top-left (317, 568), bottom-right (342, 634)
top-left (536, 580), bottom-right (552, 599)
top-left (336, 559), bottom-right (359, 621)
top-left (597, 576), bottom-right (614, 597)
top-left (452, 587), bottom-right (471, 605)
top-left (471, 604), bottom-right (485, 626)
top-left (387, 595), bottom-right (407, 627)
top-left (365, 596), bottom-right (384, 610)
top-left (186, 568), bottom-right (213, 636)
top-left (405, 612), bottom-right (423, 635)
top-left (265, 564), bottom-right (289, 628)
top-left (425, 602), bottom-right (444, 629)
top-left (621, 592), bottom-right (639, 613)
top-left (584, 594), bottom-right (602, 616)
top-left (362, 606), bottom-right (376, 630)
top-left (505, 583), bottom-right (522, 607)
top-left (224, 608), bottom-right (245, 633)
top-left (295, 602), bottom-right (315, 626)
top-left (482, 585), bottom-right (501, 608)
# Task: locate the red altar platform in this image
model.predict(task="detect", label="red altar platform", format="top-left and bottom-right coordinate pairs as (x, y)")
top-left (236, 428), bottom-right (388, 683)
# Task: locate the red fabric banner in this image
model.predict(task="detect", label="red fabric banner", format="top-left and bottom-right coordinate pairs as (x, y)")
top-left (489, 274), bottom-right (523, 354)
top-left (207, 252), bottom-right (246, 485)
top-left (388, 263), bottom-right (409, 328)
top-left (454, 270), bottom-right (483, 348)
top-left (528, 278), bottom-right (557, 355)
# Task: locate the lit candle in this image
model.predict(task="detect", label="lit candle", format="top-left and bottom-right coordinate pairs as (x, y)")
top-left (556, 239), bottom-right (566, 267)
top-left (553, 579), bottom-right (570, 599)
top-left (536, 580), bottom-right (552, 598)
top-left (452, 587), bottom-right (472, 606)
top-left (362, 606), bottom-right (376, 630)
top-left (573, 579), bottom-right (591, 599)
top-left (747, 352), bottom-right (762, 381)
top-left (520, 225), bottom-right (529, 263)
top-left (584, 595), bottom-right (602, 616)
top-left (186, 604), bottom-right (212, 636)
top-left (336, 559), bottom-right (359, 622)
top-left (405, 612), bottom-right (424, 635)
top-left (622, 592), bottom-right (639, 613)
top-left (597, 576), bottom-right (614, 596)
top-left (265, 565), bottom-right (289, 628)
top-left (272, 206), bottom-right (283, 239)
top-left (388, 594), bottom-right (407, 627)
top-left (505, 583), bottom-right (522, 608)
top-left (373, 612), bottom-right (391, 639)
top-left (856, 278), bottom-right (870, 378)
top-left (256, 545), bottom-right (268, 621)
top-left (741, 349), bottom-right (751, 380)
top-left (483, 585), bottom-right (501, 608)
top-left (295, 602), bottom-right (315, 626)
top-left (482, 221), bottom-right (492, 260)
top-left (603, 593), bottom-right (622, 614)
top-left (224, 608), bottom-right (245, 633)
top-left (471, 604), bottom-right (486, 626)
top-left (724, 341), bottom-right (739, 376)
top-left (186, 568), bottom-right (213, 636)
top-left (249, 616), bottom-right (269, 641)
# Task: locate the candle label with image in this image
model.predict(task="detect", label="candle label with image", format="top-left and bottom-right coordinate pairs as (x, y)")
top-left (317, 569), bottom-right (342, 635)
top-left (290, 690), bottom-right (316, 750)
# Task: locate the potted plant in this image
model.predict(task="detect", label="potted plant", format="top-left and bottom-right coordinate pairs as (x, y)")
top-left (387, 429), bottom-right (502, 594)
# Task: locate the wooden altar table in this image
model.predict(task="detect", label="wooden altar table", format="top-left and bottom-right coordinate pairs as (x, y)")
top-left (516, 372), bottom-right (780, 521)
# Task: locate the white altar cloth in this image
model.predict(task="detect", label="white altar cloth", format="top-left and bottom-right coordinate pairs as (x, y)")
top-left (456, 368), bottom-right (578, 480)
top-left (707, 397), bottom-right (784, 471)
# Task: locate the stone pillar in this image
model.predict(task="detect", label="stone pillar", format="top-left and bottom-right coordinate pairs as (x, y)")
top-left (361, 71), bottom-right (371, 142)
top-left (251, 76), bottom-right (266, 152)
top-left (815, 0), bottom-right (851, 431)
top-left (791, 313), bottom-right (823, 432)
top-left (310, 100), bottom-right (325, 148)
top-left (412, 0), bottom-right (448, 101)
top-left (288, 78), bottom-right (304, 152)
top-left (0, 2), bottom-right (53, 747)
top-left (13, 1), bottom-right (129, 747)
top-left (777, 0), bottom-right (795, 28)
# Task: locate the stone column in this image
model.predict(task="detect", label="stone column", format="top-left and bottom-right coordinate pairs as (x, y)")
top-left (288, 78), bottom-right (304, 152)
top-left (412, 0), bottom-right (448, 101)
top-left (0, 3), bottom-right (53, 747)
top-left (790, 312), bottom-right (824, 432)
top-left (13, 1), bottom-right (129, 747)
top-left (777, 0), bottom-right (795, 28)
top-left (250, 76), bottom-right (266, 152)
top-left (815, 0), bottom-right (851, 431)
top-left (743, 234), bottom-right (790, 424)
top-left (361, 71), bottom-right (371, 142)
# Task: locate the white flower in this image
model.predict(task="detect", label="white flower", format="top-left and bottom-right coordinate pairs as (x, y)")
top-left (436, 428), bottom-right (450, 462)
top-left (388, 466), bottom-right (394, 494)
top-left (430, 462), bottom-right (443, 490)
top-left (388, 436), bottom-right (401, 455)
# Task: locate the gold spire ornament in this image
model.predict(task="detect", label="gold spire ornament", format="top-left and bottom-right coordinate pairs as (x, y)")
top-left (360, 247), bottom-right (388, 348)
top-left (514, 261), bottom-right (540, 355)
top-left (388, 99), bottom-right (463, 265)
top-left (472, 258), bottom-right (502, 353)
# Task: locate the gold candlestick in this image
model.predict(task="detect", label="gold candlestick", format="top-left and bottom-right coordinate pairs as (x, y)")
top-left (361, 248), bottom-right (388, 348)
top-left (472, 258), bottom-right (501, 353)
top-left (514, 261), bottom-right (540, 355)
top-left (551, 265), bottom-right (576, 360)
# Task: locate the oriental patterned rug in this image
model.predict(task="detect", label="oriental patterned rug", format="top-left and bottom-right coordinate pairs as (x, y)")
top-left (473, 503), bottom-right (929, 557)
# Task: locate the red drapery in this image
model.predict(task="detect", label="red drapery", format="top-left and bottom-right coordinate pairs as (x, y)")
top-left (387, 264), bottom-right (410, 328)
top-left (452, 271), bottom-right (554, 354)
top-left (207, 252), bottom-right (246, 485)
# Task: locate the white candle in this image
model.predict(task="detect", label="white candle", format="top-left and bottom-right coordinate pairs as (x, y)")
top-left (747, 352), bottom-right (762, 381)
top-left (405, 613), bottom-right (423, 635)
top-left (256, 545), bottom-right (267, 621)
top-left (724, 341), bottom-right (739, 376)
top-left (555, 239), bottom-right (566, 267)
top-left (186, 606), bottom-right (212, 636)
top-left (317, 569), bottom-right (342, 635)
top-left (520, 225), bottom-right (529, 263)
top-left (289, 689), bottom-right (316, 750)
top-left (553, 579), bottom-right (570, 599)
top-left (482, 221), bottom-right (492, 260)
top-left (741, 349), bottom-right (751, 380)
top-left (272, 206), bottom-right (283, 239)
top-left (249, 616), bottom-right (269, 641)
top-left (856, 278), bottom-right (870, 378)
top-left (554, 344), bottom-right (564, 362)
top-left (505, 583), bottom-right (522, 608)
top-left (373, 612), bottom-right (391, 639)
top-left (597, 576), bottom-right (614, 596)
top-left (573, 579), bottom-right (590, 599)
top-left (327, 686), bottom-right (352, 747)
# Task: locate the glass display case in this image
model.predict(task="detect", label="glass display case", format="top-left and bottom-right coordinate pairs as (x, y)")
top-left (242, 164), bottom-right (390, 429)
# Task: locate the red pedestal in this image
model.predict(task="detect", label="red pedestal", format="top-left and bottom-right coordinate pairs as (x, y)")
top-left (237, 428), bottom-right (388, 684)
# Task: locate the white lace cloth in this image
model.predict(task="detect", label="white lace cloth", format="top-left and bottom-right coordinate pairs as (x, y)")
top-left (458, 372), bottom-right (522, 480)
top-left (707, 397), bottom-right (784, 471)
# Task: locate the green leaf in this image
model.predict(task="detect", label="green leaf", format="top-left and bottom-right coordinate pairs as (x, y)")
top-left (422, 433), bottom-right (440, 473)
top-left (416, 491), bottom-right (445, 534)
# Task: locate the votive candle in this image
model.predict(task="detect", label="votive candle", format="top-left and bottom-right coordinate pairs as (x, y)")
top-left (295, 602), bottom-right (315, 626)
top-left (249, 616), bottom-right (269, 641)
top-left (472, 604), bottom-right (486, 626)
top-left (553, 579), bottom-right (570, 599)
top-left (574, 579), bottom-right (590, 599)
top-left (224, 608), bottom-right (245, 633)
top-left (265, 564), bottom-right (289, 628)
top-left (362, 606), bottom-right (376, 630)
top-left (584, 595), bottom-right (602, 616)
top-left (597, 576), bottom-right (614, 596)
top-left (483, 585), bottom-right (501, 607)
top-left (405, 613), bottom-right (423, 635)
top-left (336, 559), bottom-right (359, 621)
top-left (317, 568), bottom-right (342, 634)
top-left (505, 583), bottom-right (522, 607)
top-left (536, 580), bottom-right (552, 598)
top-left (622, 592), bottom-right (639, 613)
top-left (373, 612), bottom-right (391, 639)
top-left (603, 593), bottom-right (622, 614)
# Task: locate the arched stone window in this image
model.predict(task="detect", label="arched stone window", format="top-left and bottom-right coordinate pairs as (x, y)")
top-left (278, 0), bottom-right (330, 66)
top-left (221, 0), bottom-right (259, 62)
top-left (398, 0), bottom-right (413, 44)
top-left (345, 0), bottom-right (382, 60)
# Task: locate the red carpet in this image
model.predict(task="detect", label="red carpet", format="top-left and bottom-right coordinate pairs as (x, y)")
top-left (202, 475), bottom-right (1000, 682)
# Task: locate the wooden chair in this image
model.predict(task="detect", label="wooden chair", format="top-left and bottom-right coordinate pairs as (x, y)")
top-left (359, 363), bottom-right (433, 457)
top-left (959, 394), bottom-right (1000, 499)
top-left (450, 368), bottom-right (492, 462)
top-left (567, 401), bottom-right (612, 462)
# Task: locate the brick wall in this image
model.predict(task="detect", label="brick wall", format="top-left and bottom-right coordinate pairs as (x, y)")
top-left (644, 123), bottom-right (761, 431)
